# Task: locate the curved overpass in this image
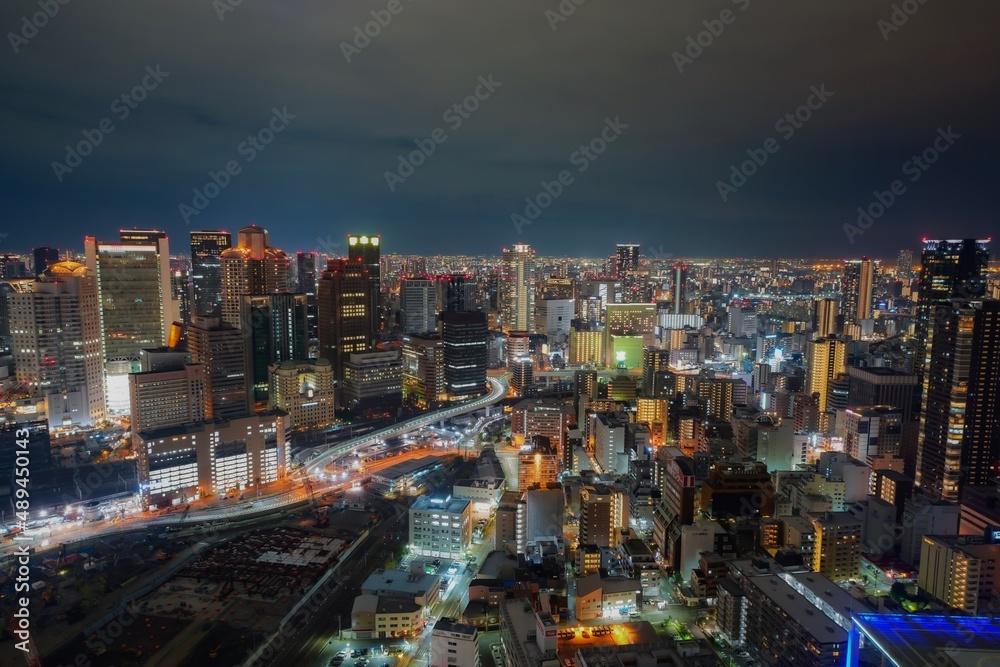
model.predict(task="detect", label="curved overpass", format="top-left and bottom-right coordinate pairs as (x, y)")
top-left (304, 375), bottom-right (508, 475)
top-left (0, 376), bottom-right (509, 555)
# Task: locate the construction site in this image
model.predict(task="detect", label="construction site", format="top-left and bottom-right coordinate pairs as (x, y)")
top-left (0, 497), bottom-right (378, 667)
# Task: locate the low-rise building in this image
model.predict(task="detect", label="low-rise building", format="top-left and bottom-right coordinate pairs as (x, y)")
top-left (430, 618), bottom-right (481, 667)
top-left (134, 410), bottom-right (290, 507)
top-left (350, 594), bottom-right (423, 639)
top-left (575, 571), bottom-right (642, 620)
top-left (361, 568), bottom-right (441, 608)
top-left (409, 495), bottom-right (472, 560)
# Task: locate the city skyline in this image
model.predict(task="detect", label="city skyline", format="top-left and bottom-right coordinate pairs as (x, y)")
top-left (3, 2), bottom-right (999, 257)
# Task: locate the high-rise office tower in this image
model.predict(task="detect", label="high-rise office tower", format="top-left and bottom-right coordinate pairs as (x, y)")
top-left (500, 243), bottom-right (537, 332)
top-left (1, 256), bottom-right (27, 279)
top-left (85, 233), bottom-right (175, 414)
top-left (916, 300), bottom-right (1000, 501)
top-left (85, 233), bottom-right (174, 361)
top-left (400, 277), bottom-right (437, 333)
top-left (671, 262), bottom-right (688, 314)
top-left (119, 228), bottom-right (166, 245)
top-left (896, 249), bottom-right (913, 277)
top-left (129, 362), bottom-right (207, 433)
top-left (441, 311), bottom-right (488, 400)
top-left (171, 267), bottom-right (191, 324)
top-left (187, 315), bottom-right (251, 419)
top-left (812, 297), bottom-right (839, 337)
top-left (295, 251), bottom-right (318, 294)
top-left (806, 336), bottom-right (847, 412)
top-left (242, 293), bottom-right (308, 403)
top-left (615, 243), bottom-right (640, 277)
top-left (318, 257), bottom-right (372, 382)
top-left (219, 225), bottom-right (290, 328)
top-left (615, 243), bottom-right (644, 303)
top-left (6, 261), bottom-right (105, 428)
top-left (401, 334), bottom-right (446, 409)
top-left (604, 303), bottom-right (656, 368)
top-left (295, 251), bottom-right (320, 351)
top-left (348, 234), bottom-right (381, 336)
top-left (32, 247), bottom-right (59, 277)
top-left (190, 230), bottom-right (232, 318)
top-left (840, 257), bottom-right (877, 326)
top-left (443, 273), bottom-right (478, 312)
top-left (914, 239), bottom-right (990, 377)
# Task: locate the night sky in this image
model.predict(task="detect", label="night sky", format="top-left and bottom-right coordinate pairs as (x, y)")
top-left (1, 0), bottom-right (998, 258)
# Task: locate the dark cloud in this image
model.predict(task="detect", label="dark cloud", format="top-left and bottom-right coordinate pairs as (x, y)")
top-left (1, 0), bottom-right (997, 258)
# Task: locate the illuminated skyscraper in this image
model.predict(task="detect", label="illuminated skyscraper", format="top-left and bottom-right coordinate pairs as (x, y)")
top-left (85, 233), bottom-right (176, 413)
top-left (443, 273), bottom-right (478, 312)
top-left (318, 257), bottom-right (372, 382)
top-left (348, 234), bottom-right (381, 335)
top-left (219, 225), bottom-right (290, 328)
top-left (242, 293), bottom-right (308, 403)
top-left (400, 277), bottom-right (437, 333)
top-left (6, 261), bottom-right (105, 428)
top-left (840, 257), bottom-right (877, 325)
top-left (615, 243), bottom-right (640, 277)
top-left (914, 239), bottom-right (990, 378)
top-left (671, 262), bottom-right (688, 315)
top-left (896, 248), bottom-right (913, 277)
top-left (604, 303), bottom-right (656, 368)
top-left (916, 300), bottom-right (1000, 501)
top-left (500, 243), bottom-right (537, 332)
top-left (812, 297), bottom-right (839, 337)
top-left (187, 315), bottom-right (251, 419)
top-left (190, 230), bottom-right (232, 317)
top-left (441, 311), bottom-right (487, 400)
top-left (32, 247), bottom-right (59, 277)
top-left (806, 336), bottom-right (846, 412)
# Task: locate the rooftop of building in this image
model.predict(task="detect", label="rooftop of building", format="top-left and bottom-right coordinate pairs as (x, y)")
top-left (361, 569), bottom-right (440, 596)
top-left (854, 613), bottom-right (1000, 667)
top-left (432, 617), bottom-right (477, 637)
top-left (573, 638), bottom-right (720, 667)
top-left (808, 511), bottom-right (862, 527)
top-left (747, 574), bottom-right (849, 645)
top-left (374, 455), bottom-right (442, 481)
top-left (923, 534), bottom-right (1000, 558)
top-left (513, 397), bottom-right (573, 411)
top-left (136, 409), bottom-right (289, 440)
top-left (453, 477), bottom-right (506, 491)
top-left (411, 494), bottom-right (470, 514)
top-left (576, 572), bottom-right (642, 598)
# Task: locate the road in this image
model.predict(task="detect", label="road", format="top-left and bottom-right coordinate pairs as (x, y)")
top-left (305, 377), bottom-right (508, 475)
top-left (1, 376), bottom-right (508, 558)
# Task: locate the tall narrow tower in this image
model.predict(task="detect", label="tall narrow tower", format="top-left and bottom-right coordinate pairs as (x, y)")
top-left (501, 243), bottom-right (536, 332)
